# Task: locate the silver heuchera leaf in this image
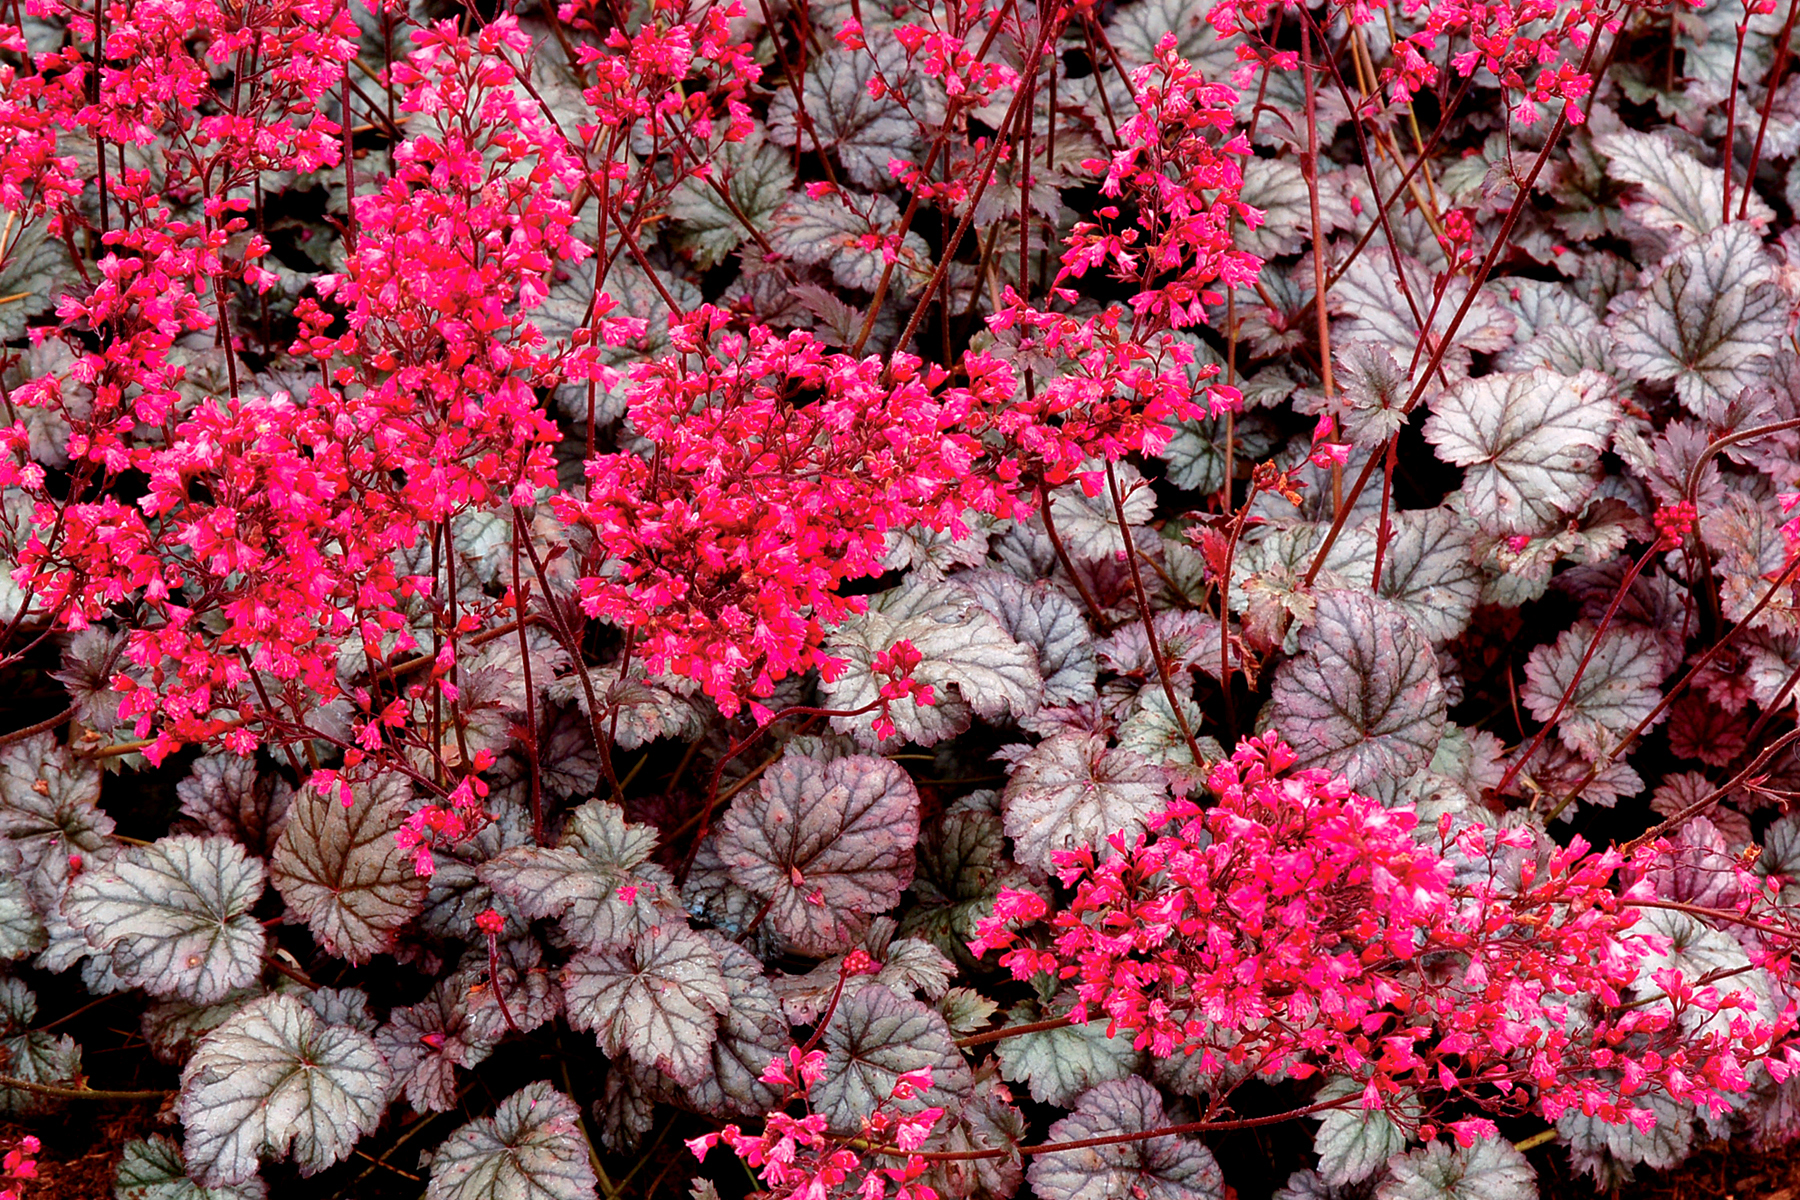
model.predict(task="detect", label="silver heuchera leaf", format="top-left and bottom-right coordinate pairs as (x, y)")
top-left (0, 732), bottom-right (114, 895)
top-left (683, 932), bottom-right (791, 1118)
top-left (142, 987), bottom-right (269, 1065)
top-left (480, 799), bottom-right (679, 952)
top-left (67, 834), bottom-right (265, 1004)
top-left (426, 1081), bottom-right (598, 1200)
top-left (899, 790), bottom-right (1044, 969)
top-left (1314, 1079), bottom-right (1412, 1187)
top-left (1001, 732), bottom-right (1169, 873)
top-left (179, 993), bottom-right (392, 1186)
top-left (1321, 508), bottom-right (1484, 645)
top-left (1261, 590), bottom-right (1446, 801)
top-left (1027, 1077), bottom-right (1224, 1200)
top-left (376, 977), bottom-right (494, 1114)
top-left (766, 43), bottom-right (921, 190)
top-left (1044, 463), bottom-right (1158, 563)
top-left (562, 923), bottom-right (729, 1085)
top-left (1521, 623), bottom-right (1666, 761)
top-left (919, 1071), bottom-right (1026, 1200)
top-left (0, 874), bottom-right (44, 961)
top-left (176, 755), bottom-right (292, 858)
top-left (995, 999), bottom-right (1143, 1107)
top-left (115, 1134), bottom-right (269, 1200)
top-left (823, 578), bottom-right (1042, 747)
top-left (270, 781), bottom-right (425, 964)
top-left (1595, 129), bottom-right (1772, 244)
top-left (959, 569), bottom-right (1099, 709)
top-left (1421, 368), bottom-right (1619, 536)
top-left (454, 938), bottom-right (561, 1045)
top-left (1331, 250), bottom-right (1515, 388)
top-left (0, 976), bottom-right (81, 1115)
top-left (815, 983), bottom-right (974, 1135)
top-left (716, 751), bottom-right (919, 956)
top-left (1376, 1137), bottom-right (1537, 1200)
top-left (1609, 222), bottom-right (1787, 415)
top-left (667, 125), bottom-right (793, 271)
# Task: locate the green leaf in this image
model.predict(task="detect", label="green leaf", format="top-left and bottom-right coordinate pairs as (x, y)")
top-left (179, 993), bottom-right (392, 1185)
top-left (426, 1081), bottom-right (598, 1200)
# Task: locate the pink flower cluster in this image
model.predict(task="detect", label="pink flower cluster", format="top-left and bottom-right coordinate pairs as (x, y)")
top-left (688, 1047), bottom-right (944, 1200)
top-left (972, 737), bottom-right (1799, 1139)
top-left (0, 1135), bottom-right (37, 1200)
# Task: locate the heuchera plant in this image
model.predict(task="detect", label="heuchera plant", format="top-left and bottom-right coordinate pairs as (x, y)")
top-left (6, 0), bottom-right (1800, 1193)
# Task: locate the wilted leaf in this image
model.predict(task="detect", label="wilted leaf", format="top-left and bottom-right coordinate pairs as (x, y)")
top-left (179, 993), bottom-right (391, 1185)
top-left (1261, 591), bottom-right (1446, 799)
top-left (67, 835), bottom-right (265, 1004)
top-left (563, 923), bottom-right (729, 1085)
top-left (426, 1081), bottom-right (598, 1200)
top-left (270, 781), bottom-right (425, 964)
top-left (480, 799), bottom-right (679, 952)
top-left (815, 983), bottom-right (973, 1134)
top-left (115, 1135), bottom-right (268, 1200)
top-left (1027, 1077), bottom-right (1224, 1200)
top-left (999, 732), bottom-right (1168, 872)
top-left (1422, 369), bottom-right (1618, 535)
top-left (716, 751), bottom-right (919, 955)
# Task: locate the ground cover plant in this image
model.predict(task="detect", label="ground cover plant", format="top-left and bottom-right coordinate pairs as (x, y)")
top-left (5, 0), bottom-right (1800, 1193)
